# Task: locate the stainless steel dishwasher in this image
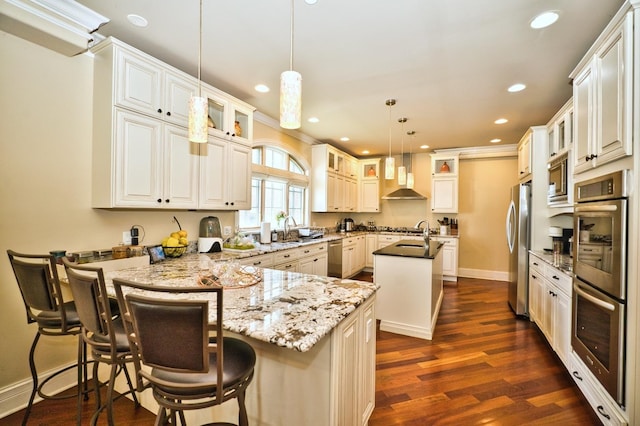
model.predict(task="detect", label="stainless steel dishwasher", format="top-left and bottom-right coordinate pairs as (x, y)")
top-left (327, 239), bottom-right (343, 278)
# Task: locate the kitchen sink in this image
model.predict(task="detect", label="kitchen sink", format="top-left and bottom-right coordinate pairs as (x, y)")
top-left (396, 243), bottom-right (426, 248)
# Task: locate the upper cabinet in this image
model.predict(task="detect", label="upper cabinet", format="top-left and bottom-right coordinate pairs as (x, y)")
top-left (203, 86), bottom-right (254, 146)
top-left (431, 153), bottom-right (459, 213)
top-left (359, 159), bottom-right (380, 213)
top-left (91, 37), bottom-right (254, 210)
top-left (547, 99), bottom-right (573, 162)
top-left (571, 12), bottom-right (633, 174)
top-left (517, 131), bottom-right (532, 182)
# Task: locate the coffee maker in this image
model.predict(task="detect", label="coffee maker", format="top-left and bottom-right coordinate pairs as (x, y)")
top-left (198, 216), bottom-right (223, 253)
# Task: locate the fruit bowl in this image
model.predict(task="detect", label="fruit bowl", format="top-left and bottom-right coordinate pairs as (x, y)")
top-left (163, 246), bottom-right (187, 258)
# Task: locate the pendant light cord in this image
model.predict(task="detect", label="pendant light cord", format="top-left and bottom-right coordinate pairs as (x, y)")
top-left (198, 0), bottom-right (203, 96)
top-left (289, 0), bottom-right (294, 71)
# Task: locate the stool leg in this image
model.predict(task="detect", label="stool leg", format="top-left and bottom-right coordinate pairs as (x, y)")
top-left (22, 332), bottom-right (41, 426)
top-left (76, 335), bottom-right (84, 426)
top-left (237, 389), bottom-right (248, 426)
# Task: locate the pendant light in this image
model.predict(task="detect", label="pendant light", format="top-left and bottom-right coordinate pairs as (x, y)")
top-left (188, 0), bottom-right (208, 143)
top-left (397, 117), bottom-right (407, 185)
top-left (406, 130), bottom-right (415, 189)
top-left (384, 99), bottom-right (396, 180)
top-left (280, 0), bottom-right (302, 129)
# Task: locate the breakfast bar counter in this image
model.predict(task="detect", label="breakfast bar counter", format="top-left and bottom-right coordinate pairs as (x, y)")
top-left (104, 253), bottom-right (378, 426)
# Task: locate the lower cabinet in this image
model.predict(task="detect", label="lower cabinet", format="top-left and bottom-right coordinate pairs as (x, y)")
top-left (298, 243), bottom-right (328, 276)
top-left (528, 253), bottom-right (571, 369)
top-left (570, 351), bottom-right (628, 426)
top-left (365, 234), bottom-right (377, 268)
top-left (430, 236), bottom-right (458, 281)
top-left (238, 253), bottom-right (274, 268)
top-left (342, 236), bottom-right (366, 278)
top-left (331, 294), bottom-right (376, 425)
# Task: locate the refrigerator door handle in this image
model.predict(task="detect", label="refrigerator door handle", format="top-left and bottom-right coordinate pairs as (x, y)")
top-left (506, 200), bottom-right (516, 253)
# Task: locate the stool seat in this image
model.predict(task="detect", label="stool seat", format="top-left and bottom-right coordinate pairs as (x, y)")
top-left (35, 301), bottom-right (81, 329)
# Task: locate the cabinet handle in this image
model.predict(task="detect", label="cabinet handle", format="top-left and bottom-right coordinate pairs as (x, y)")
top-left (166, 111), bottom-right (171, 116)
top-left (304, 250), bottom-right (310, 254)
top-left (552, 275), bottom-right (560, 280)
top-left (165, 199), bottom-right (170, 203)
top-left (230, 202), bottom-right (234, 206)
top-left (226, 131), bottom-right (231, 136)
top-left (253, 261), bottom-right (262, 265)
top-left (157, 108), bottom-right (162, 114)
top-left (596, 406), bottom-right (611, 420)
top-left (533, 262), bottom-right (539, 266)
top-left (157, 198), bottom-right (162, 203)
top-left (225, 202), bottom-right (229, 205)
top-left (284, 254), bottom-right (291, 258)
top-left (314, 258), bottom-right (318, 262)
top-left (572, 371), bottom-right (583, 381)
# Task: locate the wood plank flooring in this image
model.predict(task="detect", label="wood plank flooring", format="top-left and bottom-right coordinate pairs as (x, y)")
top-left (2, 276), bottom-right (600, 425)
top-left (363, 274), bottom-right (601, 426)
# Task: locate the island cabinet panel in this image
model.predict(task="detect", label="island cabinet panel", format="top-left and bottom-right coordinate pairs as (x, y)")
top-left (374, 248), bottom-right (444, 340)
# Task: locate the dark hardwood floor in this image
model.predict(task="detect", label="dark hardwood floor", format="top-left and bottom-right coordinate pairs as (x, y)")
top-left (2, 276), bottom-right (600, 425)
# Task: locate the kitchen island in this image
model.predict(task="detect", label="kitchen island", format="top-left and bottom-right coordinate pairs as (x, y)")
top-left (373, 239), bottom-right (443, 340)
top-left (104, 253), bottom-right (377, 426)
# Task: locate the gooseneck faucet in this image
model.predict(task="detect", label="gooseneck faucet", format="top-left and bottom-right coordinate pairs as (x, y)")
top-left (414, 219), bottom-right (430, 249)
top-left (284, 216), bottom-right (297, 240)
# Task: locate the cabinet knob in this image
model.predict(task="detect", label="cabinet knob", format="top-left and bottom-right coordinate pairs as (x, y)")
top-left (226, 131), bottom-right (231, 136)
top-left (157, 108), bottom-right (162, 114)
top-left (225, 202), bottom-right (229, 205)
top-left (572, 371), bottom-right (583, 381)
top-left (166, 111), bottom-right (171, 116)
top-left (165, 199), bottom-right (170, 203)
top-left (157, 198), bottom-right (162, 203)
top-left (230, 202), bottom-right (234, 206)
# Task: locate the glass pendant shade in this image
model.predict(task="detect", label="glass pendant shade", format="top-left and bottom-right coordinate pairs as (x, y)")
top-left (398, 166), bottom-right (407, 185)
top-left (188, 96), bottom-right (208, 143)
top-left (385, 156), bottom-right (395, 180)
top-left (280, 70), bottom-right (302, 129)
top-left (406, 172), bottom-right (415, 189)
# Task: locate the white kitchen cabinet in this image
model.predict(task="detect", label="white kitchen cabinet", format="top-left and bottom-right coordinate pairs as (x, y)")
top-left (517, 130), bottom-right (532, 182)
top-left (298, 243), bottom-right (328, 276)
top-left (199, 137), bottom-right (252, 210)
top-left (365, 234), bottom-right (377, 268)
top-left (376, 235), bottom-right (400, 250)
top-left (238, 253), bottom-right (274, 268)
top-left (203, 86), bottom-right (254, 146)
top-left (103, 39), bottom-right (198, 128)
top-left (273, 261), bottom-right (299, 273)
top-left (430, 236), bottom-right (458, 281)
top-left (344, 178), bottom-right (358, 213)
top-left (570, 351), bottom-right (628, 426)
top-left (331, 295), bottom-right (376, 426)
top-left (547, 99), bottom-right (573, 161)
top-left (571, 12), bottom-right (633, 174)
top-left (92, 108), bottom-right (199, 208)
top-left (528, 253), bottom-right (572, 369)
top-left (341, 235), bottom-right (366, 278)
top-left (91, 37), bottom-right (255, 211)
top-left (430, 153), bottom-right (459, 213)
top-left (359, 159), bottom-right (380, 213)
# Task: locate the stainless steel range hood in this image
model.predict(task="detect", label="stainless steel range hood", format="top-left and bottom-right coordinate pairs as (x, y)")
top-left (382, 188), bottom-right (427, 200)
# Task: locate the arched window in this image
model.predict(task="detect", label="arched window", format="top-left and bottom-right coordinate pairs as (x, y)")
top-left (239, 146), bottom-right (308, 229)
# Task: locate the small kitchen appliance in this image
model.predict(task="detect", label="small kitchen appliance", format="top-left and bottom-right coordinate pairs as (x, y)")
top-left (198, 216), bottom-right (223, 253)
top-left (343, 218), bottom-right (355, 232)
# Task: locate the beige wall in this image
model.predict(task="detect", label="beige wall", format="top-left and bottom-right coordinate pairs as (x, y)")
top-left (0, 31), bottom-right (518, 397)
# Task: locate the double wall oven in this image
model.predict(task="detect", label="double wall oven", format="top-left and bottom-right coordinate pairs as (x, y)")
top-left (572, 170), bottom-right (629, 406)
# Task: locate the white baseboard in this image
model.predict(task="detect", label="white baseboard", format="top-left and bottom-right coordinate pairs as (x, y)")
top-left (0, 362), bottom-right (81, 420)
top-left (457, 267), bottom-right (508, 282)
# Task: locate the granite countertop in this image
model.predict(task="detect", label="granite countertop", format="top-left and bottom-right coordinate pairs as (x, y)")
top-left (372, 239), bottom-right (443, 259)
top-left (104, 253), bottom-right (378, 353)
top-left (529, 250), bottom-right (573, 276)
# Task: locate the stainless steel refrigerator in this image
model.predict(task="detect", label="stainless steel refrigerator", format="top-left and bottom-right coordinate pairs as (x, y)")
top-left (506, 183), bottom-right (531, 316)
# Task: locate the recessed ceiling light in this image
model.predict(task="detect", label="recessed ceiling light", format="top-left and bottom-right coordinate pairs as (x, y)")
top-left (127, 14), bottom-right (148, 28)
top-left (508, 83), bottom-right (526, 93)
top-left (308, 117), bottom-right (319, 123)
top-left (362, 150), bottom-right (370, 155)
top-left (494, 118), bottom-right (508, 124)
top-left (340, 137), bottom-right (350, 142)
top-left (420, 145), bottom-right (429, 149)
top-left (254, 84), bottom-right (270, 93)
top-left (305, 0), bottom-right (318, 4)
top-left (530, 11), bottom-right (559, 29)
top-left (490, 138), bottom-right (502, 143)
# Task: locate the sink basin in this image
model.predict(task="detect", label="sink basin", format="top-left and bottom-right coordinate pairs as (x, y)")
top-left (396, 243), bottom-right (426, 248)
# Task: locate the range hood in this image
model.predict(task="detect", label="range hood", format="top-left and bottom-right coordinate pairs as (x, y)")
top-left (382, 188), bottom-right (427, 200)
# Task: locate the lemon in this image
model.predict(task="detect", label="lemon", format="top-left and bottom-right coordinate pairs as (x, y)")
top-left (167, 237), bottom-right (180, 247)
top-left (179, 237), bottom-right (188, 246)
top-left (178, 230), bottom-right (188, 238)
top-left (170, 232), bottom-right (180, 239)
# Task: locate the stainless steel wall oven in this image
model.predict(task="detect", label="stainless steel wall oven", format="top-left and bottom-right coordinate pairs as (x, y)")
top-left (572, 170), bottom-right (629, 406)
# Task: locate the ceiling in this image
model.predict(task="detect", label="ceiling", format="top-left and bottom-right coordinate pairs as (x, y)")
top-left (77, 0), bottom-right (624, 158)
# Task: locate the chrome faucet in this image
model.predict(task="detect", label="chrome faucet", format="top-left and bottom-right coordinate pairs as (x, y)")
top-left (414, 219), bottom-right (430, 249)
top-left (284, 216), bottom-right (297, 240)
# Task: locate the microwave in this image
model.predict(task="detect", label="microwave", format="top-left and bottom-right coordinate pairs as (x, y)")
top-left (547, 153), bottom-right (568, 204)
